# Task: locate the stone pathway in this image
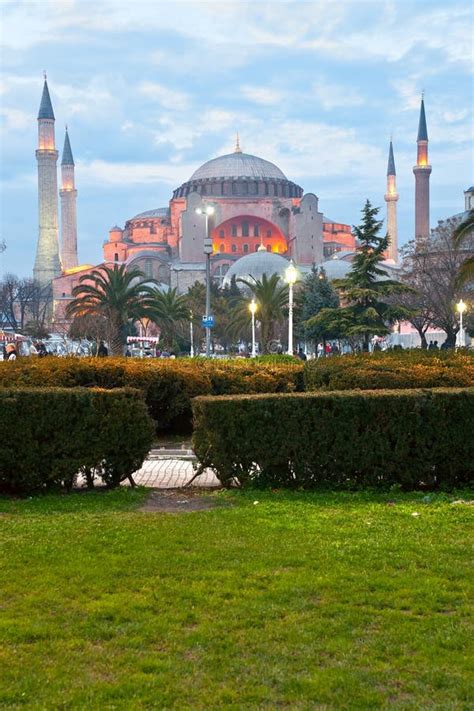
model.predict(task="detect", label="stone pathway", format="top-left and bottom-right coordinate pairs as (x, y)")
top-left (131, 450), bottom-right (220, 488)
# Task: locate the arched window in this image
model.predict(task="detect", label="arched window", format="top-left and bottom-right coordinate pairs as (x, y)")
top-left (114, 252), bottom-right (119, 262)
top-left (220, 243), bottom-right (225, 253)
top-left (266, 229), bottom-right (272, 238)
top-left (253, 224), bottom-right (259, 237)
top-left (231, 244), bottom-right (237, 253)
top-left (232, 182), bottom-right (237, 195)
top-left (145, 259), bottom-right (153, 278)
top-left (264, 183), bottom-right (269, 195)
top-left (231, 224), bottom-right (237, 237)
top-left (219, 229), bottom-right (225, 238)
top-left (243, 244), bottom-right (249, 253)
top-left (273, 184), bottom-right (278, 196)
top-left (242, 182), bottom-right (248, 195)
top-left (255, 244), bottom-right (259, 252)
top-left (242, 221), bottom-right (249, 237)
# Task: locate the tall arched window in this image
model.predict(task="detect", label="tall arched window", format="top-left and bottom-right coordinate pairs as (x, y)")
top-left (242, 221), bottom-right (249, 237)
top-left (243, 244), bottom-right (249, 253)
top-left (231, 224), bottom-right (237, 237)
top-left (219, 229), bottom-right (225, 238)
top-left (114, 253), bottom-right (119, 262)
top-left (253, 224), bottom-right (259, 237)
top-left (219, 243), bottom-right (225, 253)
top-left (231, 244), bottom-right (237, 253)
top-left (145, 259), bottom-right (153, 278)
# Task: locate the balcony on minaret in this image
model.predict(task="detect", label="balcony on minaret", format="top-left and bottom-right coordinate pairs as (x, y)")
top-left (416, 141), bottom-right (429, 167)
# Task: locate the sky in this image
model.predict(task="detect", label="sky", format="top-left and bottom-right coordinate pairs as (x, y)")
top-left (0, 0), bottom-right (472, 276)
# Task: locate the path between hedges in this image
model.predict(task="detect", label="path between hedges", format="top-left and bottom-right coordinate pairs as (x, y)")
top-left (131, 448), bottom-right (220, 489)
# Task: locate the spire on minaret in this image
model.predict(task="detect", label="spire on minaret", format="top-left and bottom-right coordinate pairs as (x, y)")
top-left (387, 139), bottom-right (396, 176)
top-left (61, 127), bottom-right (75, 166)
top-left (234, 132), bottom-right (242, 153)
top-left (417, 96), bottom-right (428, 142)
top-left (38, 78), bottom-right (55, 120)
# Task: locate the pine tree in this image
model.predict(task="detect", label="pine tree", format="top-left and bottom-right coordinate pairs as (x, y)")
top-left (308, 201), bottom-right (411, 350)
top-left (296, 267), bottom-right (339, 346)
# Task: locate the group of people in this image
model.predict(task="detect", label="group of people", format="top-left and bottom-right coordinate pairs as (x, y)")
top-left (2, 341), bottom-right (49, 361)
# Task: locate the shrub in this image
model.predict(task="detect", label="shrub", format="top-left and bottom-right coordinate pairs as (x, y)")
top-left (193, 388), bottom-right (474, 490)
top-left (304, 350), bottom-right (474, 391)
top-left (0, 358), bottom-right (304, 432)
top-left (0, 387), bottom-right (154, 494)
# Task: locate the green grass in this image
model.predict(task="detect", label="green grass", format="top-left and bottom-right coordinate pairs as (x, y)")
top-left (0, 488), bottom-right (473, 709)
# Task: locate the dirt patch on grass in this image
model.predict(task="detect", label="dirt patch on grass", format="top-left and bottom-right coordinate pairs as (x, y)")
top-left (139, 488), bottom-right (228, 514)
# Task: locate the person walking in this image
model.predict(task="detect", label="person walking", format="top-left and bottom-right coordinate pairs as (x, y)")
top-left (97, 341), bottom-right (108, 357)
top-left (5, 343), bottom-right (17, 361)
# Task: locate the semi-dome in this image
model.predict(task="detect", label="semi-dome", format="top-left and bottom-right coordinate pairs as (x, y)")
top-left (223, 247), bottom-right (290, 287)
top-left (190, 152), bottom-right (287, 182)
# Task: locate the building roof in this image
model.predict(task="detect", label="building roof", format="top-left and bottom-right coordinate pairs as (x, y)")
top-left (130, 208), bottom-right (170, 220)
top-left (465, 186), bottom-right (474, 192)
top-left (223, 248), bottom-right (290, 287)
top-left (190, 152), bottom-right (287, 182)
top-left (387, 140), bottom-right (396, 176)
top-left (417, 98), bottom-right (428, 141)
top-left (38, 79), bottom-right (55, 120)
top-left (61, 129), bottom-right (74, 166)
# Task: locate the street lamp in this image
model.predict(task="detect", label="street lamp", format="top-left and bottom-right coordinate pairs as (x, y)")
top-left (249, 298), bottom-right (258, 357)
top-left (285, 259), bottom-right (297, 355)
top-left (196, 204), bottom-right (215, 357)
top-left (189, 310), bottom-right (194, 357)
top-left (456, 299), bottom-right (467, 348)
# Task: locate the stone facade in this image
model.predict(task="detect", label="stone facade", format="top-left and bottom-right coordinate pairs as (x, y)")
top-left (59, 129), bottom-right (78, 271)
top-left (413, 98), bottom-right (432, 241)
top-left (384, 140), bottom-right (399, 263)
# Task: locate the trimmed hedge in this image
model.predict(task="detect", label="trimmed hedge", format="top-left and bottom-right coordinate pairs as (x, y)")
top-left (0, 358), bottom-right (304, 432)
top-left (193, 388), bottom-right (474, 490)
top-left (0, 387), bottom-right (154, 493)
top-left (304, 351), bottom-right (474, 391)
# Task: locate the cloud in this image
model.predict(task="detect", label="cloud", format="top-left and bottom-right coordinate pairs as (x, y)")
top-left (0, 107), bottom-right (32, 131)
top-left (240, 85), bottom-right (285, 106)
top-left (138, 81), bottom-right (190, 111)
top-left (76, 159), bottom-right (195, 187)
top-left (311, 80), bottom-right (364, 110)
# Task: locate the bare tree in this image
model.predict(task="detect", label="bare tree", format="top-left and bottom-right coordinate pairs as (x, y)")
top-left (400, 216), bottom-right (473, 348)
top-left (0, 274), bottom-right (52, 333)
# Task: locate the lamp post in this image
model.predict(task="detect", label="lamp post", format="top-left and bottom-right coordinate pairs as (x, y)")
top-left (189, 310), bottom-right (194, 357)
top-left (456, 299), bottom-right (467, 348)
top-left (249, 298), bottom-right (258, 357)
top-left (285, 259), bottom-right (297, 355)
top-left (196, 205), bottom-right (215, 357)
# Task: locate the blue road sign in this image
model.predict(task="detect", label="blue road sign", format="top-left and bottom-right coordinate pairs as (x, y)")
top-left (202, 315), bottom-right (214, 328)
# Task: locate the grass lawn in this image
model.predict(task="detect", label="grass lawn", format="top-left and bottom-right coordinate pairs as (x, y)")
top-left (0, 488), bottom-right (473, 709)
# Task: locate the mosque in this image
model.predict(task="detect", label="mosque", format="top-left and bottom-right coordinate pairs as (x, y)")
top-left (31, 77), bottom-right (471, 326)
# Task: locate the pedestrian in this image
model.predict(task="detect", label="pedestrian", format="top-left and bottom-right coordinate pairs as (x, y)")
top-left (37, 342), bottom-right (48, 358)
top-left (297, 348), bottom-right (307, 361)
top-left (433, 340), bottom-right (439, 350)
top-left (97, 341), bottom-right (108, 357)
top-left (125, 347), bottom-right (132, 357)
top-left (5, 343), bottom-right (17, 361)
top-left (428, 340), bottom-right (434, 350)
top-left (317, 343), bottom-right (324, 358)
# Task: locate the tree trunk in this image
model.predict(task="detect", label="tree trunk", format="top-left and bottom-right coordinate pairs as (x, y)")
top-left (417, 330), bottom-right (428, 349)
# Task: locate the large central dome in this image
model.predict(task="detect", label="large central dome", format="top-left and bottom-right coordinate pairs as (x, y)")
top-left (190, 152), bottom-right (287, 182)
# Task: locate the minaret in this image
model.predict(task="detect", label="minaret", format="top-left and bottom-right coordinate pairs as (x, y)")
top-left (413, 95), bottom-right (431, 240)
top-left (33, 76), bottom-right (61, 286)
top-left (384, 139), bottom-right (399, 262)
top-left (59, 127), bottom-right (78, 270)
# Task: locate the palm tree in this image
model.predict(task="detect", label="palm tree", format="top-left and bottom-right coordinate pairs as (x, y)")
top-left (66, 264), bottom-right (156, 355)
top-left (230, 273), bottom-right (288, 353)
top-left (149, 287), bottom-right (189, 351)
top-left (453, 209), bottom-right (474, 287)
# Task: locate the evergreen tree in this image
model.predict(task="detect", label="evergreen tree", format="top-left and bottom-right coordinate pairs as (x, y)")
top-left (308, 201), bottom-right (411, 350)
top-left (296, 267), bottom-right (339, 346)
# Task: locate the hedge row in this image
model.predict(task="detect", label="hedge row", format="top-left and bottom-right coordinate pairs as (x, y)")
top-left (0, 358), bottom-right (304, 432)
top-left (192, 388), bottom-right (474, 490)
top-left (0, 388), bottom-right (154, 493)
top-left (305, 350), bottom-right (474, 391)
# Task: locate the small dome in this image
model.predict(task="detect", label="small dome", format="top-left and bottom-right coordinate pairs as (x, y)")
top-left (320, 259), bottom-right (352, 280)
top-left (223, 249), bottom-right (290, 287)
top-left (131, 208), bottom-right (169, 220)
top-left (190, 152), bottom-right (287, 182)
